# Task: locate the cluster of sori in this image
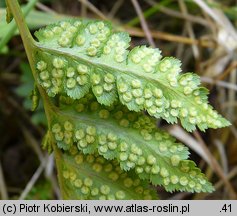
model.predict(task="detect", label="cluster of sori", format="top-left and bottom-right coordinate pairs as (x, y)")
top-left (60, 146), bottom-right (156, 200)
top-left (36, 56), bottom-right (90, 99)
top-left (50, 94), bottom-right (214, 193)
top-left (37, 20), bottom-right (111, 53)
top-left (35, 19), bottom-right (229, 132)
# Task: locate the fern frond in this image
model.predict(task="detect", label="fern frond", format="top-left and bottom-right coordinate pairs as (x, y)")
top-left (50, 93), bottom-right (214, 193)
top-left (34, 19), bottom-right (230, 132)
top-left (8, 0), bottom-right (228, 200)
top-left (55, 145), bottom-right (157, 199)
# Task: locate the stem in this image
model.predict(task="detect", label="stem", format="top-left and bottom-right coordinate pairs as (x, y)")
top-left (6, 0), bottom-right (35, 64)
top-left (6, 0), bottom-right (55, 125)
top-left (52, 142), bottom-right (67, 199)
top-left (7, 0), bottom-right (70, 199)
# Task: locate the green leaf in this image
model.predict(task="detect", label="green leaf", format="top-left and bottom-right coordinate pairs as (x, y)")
top-left (50, 93), bottom-right (214, 193)
top-left (31, 84), bottom-right (40, 111)
top-left (34, 19), bottom-right (230, 132)
top-left (0, 0), bottom-right (38, 51)
top-left (55, 145), bottom-right (157, 200)
top-left (5, 1), bottom-right (13, 23)
top-left (0, 7), bottom-right (71, 39)
top-left (25, 180), bottom-right (54, 200)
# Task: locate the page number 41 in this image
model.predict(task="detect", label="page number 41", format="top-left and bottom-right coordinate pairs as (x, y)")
top-left (220, 204), bottom-right (231, 213)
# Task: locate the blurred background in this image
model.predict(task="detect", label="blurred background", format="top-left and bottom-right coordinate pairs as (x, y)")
top-left (0, 0), bottom-right (237, 200)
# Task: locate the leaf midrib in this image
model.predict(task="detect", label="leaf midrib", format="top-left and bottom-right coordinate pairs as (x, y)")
top-left (35, 42), bottom-right (228, 128)
top-left (35, 43), bottom-right (182, 98)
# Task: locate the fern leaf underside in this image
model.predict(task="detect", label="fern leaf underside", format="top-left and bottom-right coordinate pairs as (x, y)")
top-left (50, 93), bottom-right (214, 194)
top-left (34, 19), bottom-right (230, 132)
top-left (56, 145), bottom-right (157, 200)
top-left (30, 19), bottom-right (231, 198)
